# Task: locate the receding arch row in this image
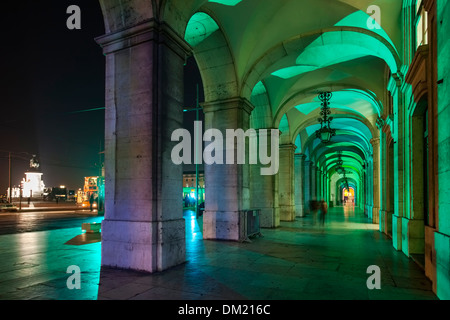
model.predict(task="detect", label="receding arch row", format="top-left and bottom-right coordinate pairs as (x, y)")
top-left (174, 8), bottom-right (393, 164)
top-left (95, 0), bottom-right (404, 279)
top-left (273, 85), bottom-right (383, 130)
top-left (310, 144), bottom-right (367, 176)
top-left (182, 9), bottom-right (400, 102)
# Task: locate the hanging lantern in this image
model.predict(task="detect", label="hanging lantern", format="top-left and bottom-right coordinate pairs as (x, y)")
top-left (336, 151), bottom-right (344, 174)
top-left (315, 92), bottom-right (336, 143)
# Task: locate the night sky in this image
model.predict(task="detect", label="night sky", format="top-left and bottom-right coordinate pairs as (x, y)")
top-left (0, 1), bottom-right (106, 193)
top-left (0, 1), bottom-right (203, 195)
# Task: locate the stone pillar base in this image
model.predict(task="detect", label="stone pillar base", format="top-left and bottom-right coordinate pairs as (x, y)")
top-left (280, 205), bottom-right (295, 222)
top-left (379, 210), bottom-right (386, 233)
top-left (425, 226), bottom-right (437, 294)
top-left (386, 211), bottom-right (393, 236)
top-left (392, 214), bottom-right (402, 251)
top-left (379, 210), bottom-right (392, 235)
top-left (435, 231), bottom-right (450, 299)
top-left (101, 219), bottom-right (185, 273)
top-left (366, 204), bottom-right (373, 218)
top-left (203, 211), bottom-right (246, 241)
top-left (260, 207), bottom-right (280, 228)
top-left (401, 217), bottom-right (425, 256)
top-left (295, 205), bottom-right (305, 218)
top-left (372, 207), bottom-right (380, 224)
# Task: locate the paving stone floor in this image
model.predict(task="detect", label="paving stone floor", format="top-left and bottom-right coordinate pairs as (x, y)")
top-left (0, 206), bottom-right (438, 300)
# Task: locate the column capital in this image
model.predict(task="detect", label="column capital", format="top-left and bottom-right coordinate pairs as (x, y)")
top-left (279, 143), bottom-right (297, 151)
top-left (370, 137), bottom-right (381, 147)
top-left (202, 97), bottom-right (254, 115)
top-left (376, 117), bottom-right (385, 130)
top-left (256, 128), bottom-right (282, 135)
top-left (388, 72), bottom-right (403, 94)
top-left (96, 19), bottom-right (191, 57)
top-left (294, 153), bottom-right (307, 160)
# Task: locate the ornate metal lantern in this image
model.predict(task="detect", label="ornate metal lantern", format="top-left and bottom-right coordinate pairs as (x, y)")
top-left (315, 92), bottom-right (336, 143)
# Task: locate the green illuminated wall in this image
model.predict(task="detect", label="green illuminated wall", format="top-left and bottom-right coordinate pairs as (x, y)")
top-left (436, 0), bottom-right (450, 301)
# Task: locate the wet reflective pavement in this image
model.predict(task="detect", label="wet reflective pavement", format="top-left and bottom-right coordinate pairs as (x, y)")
top-left (0, 206), bottom-right (438, 300)
top-left (0, 209), bottom-right (103, 235)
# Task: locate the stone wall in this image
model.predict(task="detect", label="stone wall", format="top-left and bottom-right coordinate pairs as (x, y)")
top-left (436, 0), bottom-right (450, 300)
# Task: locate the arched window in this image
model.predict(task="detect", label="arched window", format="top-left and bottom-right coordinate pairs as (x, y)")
top-left (415, 0), bottom-right (428, 49)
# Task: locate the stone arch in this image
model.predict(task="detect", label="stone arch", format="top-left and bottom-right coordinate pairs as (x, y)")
top-left (183, 10), bottom-right (239, 102)
top-left (241, 26), bottom-right (401, 100)
top-left (273, 85), bottom-right (383, 131)
top-left (291, 114), bottom-right (375, 148)
top-left (250, 81), bottom-right (273, 129)
top-left (279, 114), bottom-right (291, 145)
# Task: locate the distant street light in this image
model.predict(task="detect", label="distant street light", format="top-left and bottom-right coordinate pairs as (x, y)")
top-left (0, 150), bottom-right (34, 204)
top-left (183, 84), bottom-right (203, 218)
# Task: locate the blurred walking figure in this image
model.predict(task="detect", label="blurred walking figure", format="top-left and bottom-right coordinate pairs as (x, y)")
top-left (319, 200), bottom-right (328, 226)
top-left (309, 199), bottom-right (318, 225)
top-left (89, 194), bottom-right (94, 211)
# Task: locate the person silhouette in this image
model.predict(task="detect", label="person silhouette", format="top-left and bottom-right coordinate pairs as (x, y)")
top-left (319, 201), bottom-right (328, 226)
top-left (89, 194), bottom-right (94, 211)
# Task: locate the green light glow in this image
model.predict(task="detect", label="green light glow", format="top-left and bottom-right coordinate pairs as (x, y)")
top-left (279, 114), bottom-right (289, 133)
top-left (295, 102), bottom-right (320, 115)
top-left (271, 30), bottom-right (398, 80)
top-left (208, 0), bottom-right (243, 6)
top-left (185, 12), bottom-right (219, 47)
top-left (271, 65), bottom-right (318, 79)
top-left (295, 44), bottom-right (374, 68)
top-left (295, 134), bottom-right (302, 151)
top-left (252, 81), bottom-right (267, 95)
top-left (334, 11), bottom-right (397, 53)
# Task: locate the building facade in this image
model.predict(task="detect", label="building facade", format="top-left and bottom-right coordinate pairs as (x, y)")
top-left (183, 171), bottom-right (205, 189)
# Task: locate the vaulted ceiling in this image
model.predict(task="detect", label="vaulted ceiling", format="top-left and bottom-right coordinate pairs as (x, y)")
top-left (100, 0), bottom-right (406, 180)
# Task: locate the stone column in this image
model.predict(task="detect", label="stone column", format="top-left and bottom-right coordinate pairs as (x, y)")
top-left (403, 115), bottom-right (426, 256)
top-left (279, 144), bottom-right (296, 221)
top-left (379, 130), bottom-right (387, 233)
top-left (436, 0), bottom-right (450, 299)
top-left (202, 98), bottom-right (254, 241)
top-left (96, 21), bottom-right (190, 273)
top-left (390, 73), bottom-right (404, 252)
top-left (366, 159), bottom-right (374, 218)
top-left (316, 168), bottom-right (322, 200)
top-left (310, 164), bottom-right (317, 201)
top-left (371, 138), bottom-right (381, 224)
top-left (360, 173), bottom-right (365, 210)
top-left (294, 153), bottom-right (306, 217)
top-left (303, 160), bottom-right (312, 213)
top-left (250, 129), bottom-right (280, 228)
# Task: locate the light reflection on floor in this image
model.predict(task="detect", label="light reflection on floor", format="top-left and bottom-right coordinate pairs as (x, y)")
top-left (183, 209), bottom-right (205, 265)
top-left (96, 206), bottom-right (436, 300)
top-left (183, 209), bottom-right (203, 241)
top-left (0, 227), bottom-right (102, 300)
top-left (0, 207), bottom-right (437, 300)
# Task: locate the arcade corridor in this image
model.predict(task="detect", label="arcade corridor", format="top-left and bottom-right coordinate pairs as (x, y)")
top-left (0, 207), bottom-right (436, 300)
top-left (95, 0), bottom-right (450, 300)
top-left (97, 206), bottom-right (436, 300)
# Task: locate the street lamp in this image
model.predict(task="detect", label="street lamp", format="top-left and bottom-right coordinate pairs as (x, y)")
top-left (183, 84), bottom-right (203, 218)
top-left (0, 150), bottom-right (34, 204)
top-left (315, 92), bottom-right (336, 144)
